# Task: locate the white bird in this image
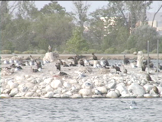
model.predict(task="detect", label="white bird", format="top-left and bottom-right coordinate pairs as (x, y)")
top-left (130, 100), bottom-right (137, 109)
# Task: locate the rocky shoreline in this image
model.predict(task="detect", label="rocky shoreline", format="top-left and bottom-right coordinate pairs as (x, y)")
top-left (0, 54), bottom-right (162, 99)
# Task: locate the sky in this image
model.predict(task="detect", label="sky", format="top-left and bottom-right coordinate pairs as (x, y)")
top-left (35, 1), bottom-right (162, 13)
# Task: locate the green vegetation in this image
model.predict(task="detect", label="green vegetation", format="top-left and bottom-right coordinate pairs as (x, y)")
top-left (0, 1), bottom-right (162, 54)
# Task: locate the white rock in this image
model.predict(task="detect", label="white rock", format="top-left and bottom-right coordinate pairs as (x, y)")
top-left (63, 82), bottom-right (71, 88)
top-left (9, 88), bottom-right (18, 97)
top-left (106, 79), bottom-right (116, 89)
top-left (45, 85), bottom-right (53, 92)
top-left (106, 90), bottom-right (119, 98)
top-left (51, 80), bottom-right (62, 89)
top-left (128, 83), bottom-right (145, 97)
top-left (53, 94), bottom-right (61, 98)
top-left (15, 92), bottom-right (25, 97)
top-left (44, 92), bottom-right (53, 98)
top-left (143, 84), bottom-right (154, 93)
top-left (94, 79), bottom-right (104, 87)
top-left (116, 83), bottom-right (129, 96)
top-left (71, 94), bottom-right (82, 98)
top-left (79, 88), bottom-right (92, 96)
top-left (96, 86), bottom-right (107, 94)
top-left (0, 94), bottom-right (10, 98)
top-left (69, 79), bottom-right (78, 84)
top-left (25, 92), bottom-right (34, 97)
top-left (44, 78), bottom-right (53, 84)
top-left (9, 82), bottom-right (18, 89)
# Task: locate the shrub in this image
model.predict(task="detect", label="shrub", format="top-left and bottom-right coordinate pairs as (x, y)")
top-left (14, 50), bottom-right (22, 54)
top-left (129, 48), bottom-right (137, 53)
top-left (39, 50), bottom-right (46, 54)
top-left (1, 50), bottom-right (12, 54)
top-left (22, 50), bottom-right (34, 54)
top-left (87, 49), bottom-right (97, 54)
top-left (104, 48), bottom-right (116, 54)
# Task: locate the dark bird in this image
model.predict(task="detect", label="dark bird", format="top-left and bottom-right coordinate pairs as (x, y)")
top-left (92, 53), bottom-right (97, 60)
top-left (16, 66), bottom-right (22, 70)
top-left (73, 56), bottom-right (78, 65)
top-left (123, 55), bottom-right (130, 65)
top-left (146, 74), bottom-right (152, 81)
top-left (123, 68), bottom-right (127, 74)
top-left (159, 63), bottom-right (162, 70)
top-left (10, 64), bottom-right (16, 68)
top-left (36, 60), bottom-right (42, 69)
top-left (113, 65), bottom-right (121, 74)
top-left (55, 63), bottom-right (61, 71)
top-left (141, 63), bottom-right (147, 71)
top-left (58, 59), bottom-right (63, 65)
top-left (79, 59), bottom-right (84, 66)
top-left (31, 67), bottom-right (38, 72)
top-left (152, 86), bottom-right (159, 94)
top-left (59, 71), bottom-right (68, 76)
top-left (69, 62), bottom-right (76, 66)
top-left (63, 62), bottom-right (69, 67)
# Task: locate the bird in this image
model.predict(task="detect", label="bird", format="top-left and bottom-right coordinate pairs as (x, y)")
top-left (92, 53), bottom-right (98, 60)
top-left (141, 63), bottom-right (147, 71)
top-left (94, 89), bottom-right (103, 95)
top-left (69, 62), bottom-right (77, 66)
top-left (146, 74), bottom-right (152, 81)
top-left (58, 59), bottom-right (63, 65)
top-left (48, 45), bottom-right (52, 52)
top-left (36, 60), bottom-right (42, 69)
top-left (79, 59), bottom-right (84, 66)
top-left (63, 62), bottom-right (69, 67)
top-left (31, 67), bottom-right (38, 72)
top-left (113, 64), bottom-right (121, 74)
top-left (55, 62), bottom-right (61, 71)
top-left (123, 55), bottom-right (130, 65)
top-left (130, 100), bottom-right (137, 109)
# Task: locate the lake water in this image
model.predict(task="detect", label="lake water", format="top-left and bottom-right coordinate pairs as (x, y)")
top-left (0, 98), bottom-right (162, 122)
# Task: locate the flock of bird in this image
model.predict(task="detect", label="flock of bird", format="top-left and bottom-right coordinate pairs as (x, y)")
top-left (1, 53), bottom-right (162, 78)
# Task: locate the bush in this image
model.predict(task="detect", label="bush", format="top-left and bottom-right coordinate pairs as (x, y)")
top-left (121, 50), bottom-right (130, 54)
top-left (38, 50), bottom-right (46, 54)
top-left (22, 50), bottom-right (35, 54)
top-left (14, 50), bottom-right (22, 54)
top-left (129, 48), bottom-right (137, 53)
top-left (87, 49), bottom-right (97, 54)
top-left (151, 49), bottom-right (157, 53)
top-left (1, 50), bottom-right (12, 54)
top-left (104, 48), bottom-right (116, 54)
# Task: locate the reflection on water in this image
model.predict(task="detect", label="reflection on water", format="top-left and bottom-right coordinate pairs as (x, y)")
top-left (0, 98), bottom-right (162, 122)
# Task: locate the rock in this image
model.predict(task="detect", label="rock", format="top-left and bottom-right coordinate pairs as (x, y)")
top-left (45, 85), bottom-right (53, 92)
top-left (95, 86), bottom-right (107, 94)
top-left (51, 80), bottom-right (62, 89)
top-left (106, 79), bottom-right (116, 89)
top-left (0, 94), bottom-right (10, 98)
top-left (71, 94), bottom-right (82, 98)
top-left (9, 88), bottom-right (18, 97)
top-left (44, 92), bottom-right (53, 98)
top-left (143, 84), bottom-right (153, 93)
top-left (79, 89), bottom-right (92, 97)
top-left (63, 82), bottom-right (71, 89)
top-left (128, 83), bottom-right (145, 97)
top-left (25, 92), bottom-right (34, 97)
top-left (116, 83), bottom-right (129, 97)
top-left (106, 89), bottom-right (119, 98)
top-left (43, 52), bottom-right (58, 62)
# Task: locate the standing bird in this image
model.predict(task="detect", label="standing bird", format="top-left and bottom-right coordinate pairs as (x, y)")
top-left (79, 59), bottom-right (84, 66)
top-left (146, 74), bottom-right (152, 81)
top-left (92, 53), bottom-right (98, 60)
top-left (141, 63), bottom-right (147, 71)
top-left (48, 45), bottom-right (52, 52)
top-left (123, 55), bottom-right (130, 65)
top-left (58, 59), bottom-right (63, 65)
top-left (55, 62), bottom-right (61, 71)
top-left (113, 64), bottom-right (121, 74)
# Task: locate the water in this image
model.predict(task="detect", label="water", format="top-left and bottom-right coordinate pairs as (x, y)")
top-left (0, 98), bottom-right (162, 122)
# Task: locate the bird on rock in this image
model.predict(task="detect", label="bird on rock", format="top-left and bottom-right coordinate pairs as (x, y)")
top-left (92, 53), bottom-right (98, 60)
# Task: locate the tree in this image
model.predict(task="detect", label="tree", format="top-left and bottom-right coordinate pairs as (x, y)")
top-left (71, 1), bottom-right (90, 37)
top-left (66, 28), bottom-right (89, 54)
top-left (127, 25), bottom-right (160, 52)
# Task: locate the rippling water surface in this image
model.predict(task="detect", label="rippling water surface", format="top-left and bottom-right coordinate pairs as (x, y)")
top-left (0, 98), bottom-right (162, 122)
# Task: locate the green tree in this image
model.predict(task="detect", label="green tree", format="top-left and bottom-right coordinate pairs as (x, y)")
top-left (127, 25), bottom-right (160, 52)
top-left (66, 28), bottom-right (89, 54)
